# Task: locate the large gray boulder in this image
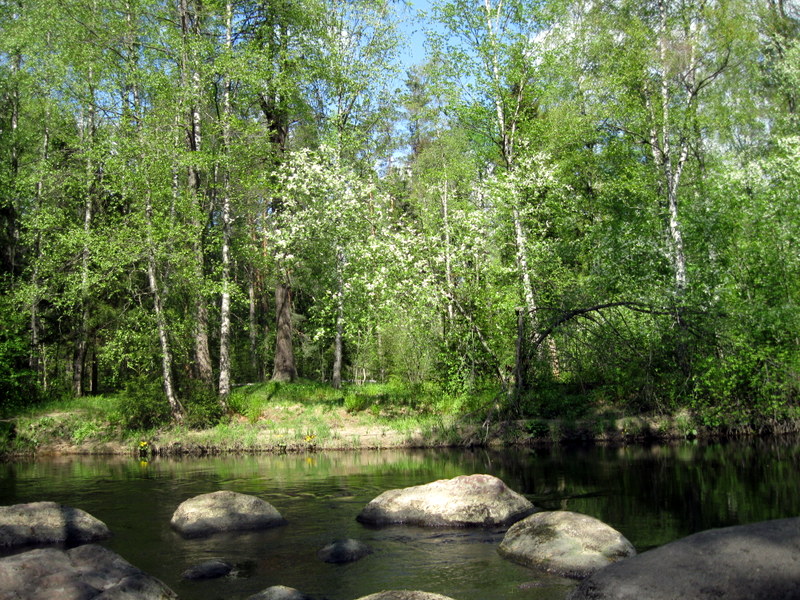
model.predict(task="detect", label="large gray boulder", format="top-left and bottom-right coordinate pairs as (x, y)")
top-left (246, 585), bottom-right (314, 600)
top-left (170, 490), bottom-right (286, 538)
top-left (568, 517), bottom-right (800, 600)
top-left (0, 501), bottom-right (111, 549)
top-left (498, 511), bottom-right (635, 579)
top-left (356, 474), bottom-right (534, 527)
top-left (0, 544), bottom-right (176, 600)
top-left (354, 592), bottom-right (458, 600)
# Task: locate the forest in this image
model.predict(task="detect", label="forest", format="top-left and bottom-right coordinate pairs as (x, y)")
top-left (0, 0), bottom-right (798, 431)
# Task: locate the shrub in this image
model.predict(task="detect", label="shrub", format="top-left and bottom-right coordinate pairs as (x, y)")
top-left (184, 392), bottom-right (226, 429)
top-left (116, 377), bottom-right (172, 430)
top-left (175, 379), bottom-right (225, 429)
top-left (344, 391), bottom-right (373, 413)
top-left (0, 337), bottom-right (39, 417)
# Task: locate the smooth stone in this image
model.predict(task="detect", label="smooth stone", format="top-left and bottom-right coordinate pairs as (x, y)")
top-left (246, 585), bottom-right (314, 600)
top-left (498, 511), bottom-right (636, 579)
top-left (170, 490), bottom-right (286, 538)
top-left (356, 474), bottom-right (534, 527)
top-left (568, 517), bottom-right (800, 599)
top-left (318, 538), bottom-right (373, 563)
top-left (181, 559), bottom-right (232, 580)
top-left (0, 501), bottom-right (111, 549)
top-left (354, 592), bottom-right (458, 600)
top-left (0, 544), bottom-right (176, 599)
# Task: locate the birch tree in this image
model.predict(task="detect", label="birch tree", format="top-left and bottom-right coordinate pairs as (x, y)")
top-left (428, 0), bottom-right (560, 396)
top-left (577, 0), bottom-right (754, 299)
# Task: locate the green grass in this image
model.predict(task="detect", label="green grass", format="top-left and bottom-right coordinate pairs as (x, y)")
top-left (7, 394), bottom-right (125, 452)
top-left (230, 378), bottom-right (456, 423)
top-left (6, 377), bottom-right (761, 456)
top-left (0, 379), bottom-right (503, 455)
top-left (14, 394), bottom-right (123, 419)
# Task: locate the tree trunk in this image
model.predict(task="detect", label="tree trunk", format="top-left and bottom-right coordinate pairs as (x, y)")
top-left (180, 0), bottom-right (214, 388)
top-left (74, 79), bottom-right (96, 398)
top-left (192, 265), bottom-right (213, 386)
top-left (512, 307), bottom-right (527, 412)
top-left (272, 282), bottom-right (297, 382)
top-left (30, 114), bottom-right (49, 377)
top-left (332, 315), bottom-right (343, 389)
top-left (72, 317), bottom-right (88, 398)
top-left (248, 273), bottom-right (259, 379)
top-left (511, 208), bottom-right (560, 383)
top-left (146, 242), bottom-right (183, 421)
top-left (217, 0), bottom-right (233, 407)
top-left (90, 345), bottom-right (98, 395)
top-left (332, 249), bottom-right (345, 389)
top-left (441, 179), bottom-right (454, 324)
top-left (142, 181), bottom-right (183, 420)
top-left (6, 51), bottom-right (21, 278)
top-left (657, 0), bottom-right (688, 296)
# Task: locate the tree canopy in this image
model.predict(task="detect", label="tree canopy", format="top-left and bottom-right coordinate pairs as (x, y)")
top-left (1, 0), bottom-right (798, 428)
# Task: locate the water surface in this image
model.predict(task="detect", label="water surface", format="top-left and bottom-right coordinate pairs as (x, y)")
top-left (1, 437), bottom-right (799, 600)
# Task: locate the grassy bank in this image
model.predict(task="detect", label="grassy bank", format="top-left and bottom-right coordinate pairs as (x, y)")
top-left (2, 380), bottom-right (800, 458)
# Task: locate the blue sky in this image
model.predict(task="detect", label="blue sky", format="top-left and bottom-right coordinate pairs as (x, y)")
top-left (396, 0), bottom-right (436, 73)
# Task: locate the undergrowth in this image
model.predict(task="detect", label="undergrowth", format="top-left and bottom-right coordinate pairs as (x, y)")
top-left (4, 377), bottom-right (797, 457)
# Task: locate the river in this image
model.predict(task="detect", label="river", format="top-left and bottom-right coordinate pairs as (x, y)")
top-left (2, 436), bottom-right (799, 600)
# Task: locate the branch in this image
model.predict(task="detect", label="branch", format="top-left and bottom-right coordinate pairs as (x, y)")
top-left (527, 302), bottom-right (691, 350)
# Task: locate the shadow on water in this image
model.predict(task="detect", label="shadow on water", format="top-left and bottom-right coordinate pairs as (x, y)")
top-left (1, 436), bottom-right (799, 600)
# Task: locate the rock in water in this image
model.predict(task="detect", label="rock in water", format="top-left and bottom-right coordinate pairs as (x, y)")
top-left (498, 511), bottom-right (635, 579)
top-left (246, 585), bottom-right (314, 600)
top-left (181, 559), bottom-right (233, 580)
top-left (0, 544), bottom-right (177, 599)
top-left (568, 517), bottom-right (800, 600)
top-left (354, 592), bottom-right (458, 600)
top-left (318, 538), bottom-right (373, 563)
top-left (170, 490), bottom-right (286, 538)
top-left (356, 474), bottom-right (534, 527)
top-left (0, 501), bottom-right (111, 549)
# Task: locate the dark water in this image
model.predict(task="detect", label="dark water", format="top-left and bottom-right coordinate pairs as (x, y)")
top-left (2, 437), bottom-right (800, 600)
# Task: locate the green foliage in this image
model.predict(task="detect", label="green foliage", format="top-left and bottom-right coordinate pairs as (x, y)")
top-left (0, 420), bottom-right (16, 454)
top-left (9, 395), bottom-right (122, 450)
top-left (0, 0), bottom-right (798, 437)
top-left (180, 381), bottom-right (227, 429)
top-left (0, 334), bottom-right (38, 417)
top-left (117, 378), bottom-right (172, 431)
top-left (692, 344), bottom-right (798, 428)
top-left (70, 420), bottom-right (104, 444)
top-left (344, 390), bottom-right (373, 413)
top-left (0, 297), bottom-right (39, 417)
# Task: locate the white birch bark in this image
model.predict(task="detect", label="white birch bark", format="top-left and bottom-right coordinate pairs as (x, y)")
top-left (218, 0), bottom-right (233, 406)
top-left (482, 0), bottom-right (557, 384)
top-left (145, 193), bottom-right (183, 421)
top-left (332, 247), bottom-right (345, 389)
top-left (180, 0), bottom-right (214, 386)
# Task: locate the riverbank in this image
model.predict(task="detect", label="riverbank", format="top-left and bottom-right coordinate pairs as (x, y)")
top-left (3, 381), bottom-right (800, 458)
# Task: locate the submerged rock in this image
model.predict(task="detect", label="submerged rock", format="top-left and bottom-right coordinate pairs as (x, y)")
top-left (568, 517), bottom-right (800, 600)
top-left (246, 585), bottom-right (314, 600)
top-left (0, 544), bottom-right (176, 599)
top-left (0, 501), bottom-right (111, 549)
top-left (498, 511), bottom-right (635, 579)
top-left (318, 538), bottom-right (373, 563)
top-left (181, 559), bottom-right (233, 580)
top-left (356, 474), bottom-right (534, 527)
top-left (354, 592), bottom-right (458, 600)
top-left (170, 490), bottom-right (286, 538)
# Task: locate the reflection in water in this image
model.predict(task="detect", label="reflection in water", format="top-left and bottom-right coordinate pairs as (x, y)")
top-left (1, 436), bottom-right (799, 600)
